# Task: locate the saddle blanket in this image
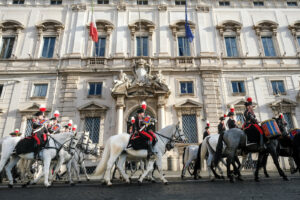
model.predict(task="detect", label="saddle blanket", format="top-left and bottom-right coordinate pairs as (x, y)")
top-left (15, 137), bottom-right (35, 155)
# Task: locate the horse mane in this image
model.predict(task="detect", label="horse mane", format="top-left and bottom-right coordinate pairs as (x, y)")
top-left (51, 132), bottom-right (73, 141)
top-left (156, 124), bottom-right (175, 135)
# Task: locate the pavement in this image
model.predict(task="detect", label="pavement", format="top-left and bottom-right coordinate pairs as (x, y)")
top-left (0, 170), bottom-right (299, 200)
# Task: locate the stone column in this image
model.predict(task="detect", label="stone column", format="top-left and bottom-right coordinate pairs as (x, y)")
top-left (157, 95), bottom-right (166, 130)
top-left (116, 95), bottom-right (125, 134)
top-left (291, 111), bottom-right (299, 128)
top-left (158, 4), bottom-right (169, 56)
top-left (201, 71), bottom-right (222, 133)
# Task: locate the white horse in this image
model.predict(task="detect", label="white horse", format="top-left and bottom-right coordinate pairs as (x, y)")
top-left (181, 145), bottom-right (199, 178)
top-left (0, 131), bottom-right (80, 187)
top-left (199, 134), bottom-right (248, 181)
top-left (94, 124), bottom-right (185, 186)
top-left (65, 134), bottom-right (100, 184)
top-left (29, 131), bottom-right (84, 186)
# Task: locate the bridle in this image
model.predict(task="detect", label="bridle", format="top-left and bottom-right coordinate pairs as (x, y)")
top-left (45, 133), bottom-right (79, 157)
top-left (155, 125), bottom-right (185, 151)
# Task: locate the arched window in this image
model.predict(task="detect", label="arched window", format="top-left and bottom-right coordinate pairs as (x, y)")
top-left (0, 20), bottom-right (24, 59)
top-left (253, 20), bottom-right (280, 57)
top-left (288, 21), bottom-right (300, 55)
top-left (87, 20), bottom-right (114, 58)
top-left (169, 20), bottom-right (195, 58)
top-left (35, 20), bottom-right (64, 58)
top-left (216, 20), bottom-right (243, 57)
top-left (128, 20), bottom-right (155, 57)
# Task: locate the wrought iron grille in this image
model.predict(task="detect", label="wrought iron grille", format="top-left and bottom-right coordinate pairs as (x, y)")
top-left (182, 114), bottom-right (198, 143)
top-left (25, 119), bottom-right (33, 137)
top-left (84, 117), bottom-right (100, 143)
top-left (283, 113), bottom-right (294, 130)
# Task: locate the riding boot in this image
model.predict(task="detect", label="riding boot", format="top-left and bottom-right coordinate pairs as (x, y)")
top-left (147, 141), bottom-right (154, 159)
top-left (259, 134), bottom-right (264, 152)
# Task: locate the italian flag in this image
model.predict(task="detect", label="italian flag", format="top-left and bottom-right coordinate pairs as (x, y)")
top-left (89, 9), bottom-right (98, 43)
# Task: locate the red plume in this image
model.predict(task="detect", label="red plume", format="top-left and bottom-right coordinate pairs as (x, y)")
top-left (247, 97), bottom-right (252, 103)
top-left (206, 120), bottom-right (210, 127)
top-left (141, 101), bottom-right (147, 110)
top-left (131, 116), bottom-right (135, 124)
top-left (230, 108), bottom-right (235, 113)
top-left (224, 114), bottom-right (227, 118)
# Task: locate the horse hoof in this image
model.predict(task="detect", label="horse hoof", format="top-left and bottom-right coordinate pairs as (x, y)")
top-left (65, 181), bottom-right (70, 184)
top-left (164, 182), bottom-right (169, 185)
top-left (181, 175), bottom-right (184, 180)
top-left (237, 176), bottom-right (243, 181)
top-left (138, 181), bottom-right (142, 186)
top-left (32, 182), bottom-right (37, 185)
top-left (255, 178), bottom-right (260, 182)
top-left (220, 176), bottom-right (225, 180)
top-left (70, 183), bottom-right (76, 186)
top-left (107, 183), bottom-right (112, 187)
top-left (86, 179), bottom-right (90, 182)
top-left (229, 178), bottom-right (235, 183)
top-left (8, 184), bottom-right (13, 189)
top-left (283, 176), bottom-right (289, 181)
top-left (264, 174), bottom-right (270, 178)
top-left (78, 181), bottom-right (82, 184)
top-left (22, 184), bottom-right (27, 188)
top-left (152, 180), bottom-right (156, 183)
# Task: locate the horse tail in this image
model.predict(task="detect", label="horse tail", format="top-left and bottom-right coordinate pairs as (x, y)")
top-left (94, 137), bottom-right (111, 177)
top-left (200, 138), bottom-right (209, 170)
top-left (193, 143), bottom-right (202, 175)
top-left (182, 146), bottom-right (187, 167)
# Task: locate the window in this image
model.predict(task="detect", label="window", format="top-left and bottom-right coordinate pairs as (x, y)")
top-left (41, 37), bottom-right (56, 58)
top-left (287, 2), bottom-right (298, 6)
top-left (13, 0), bottom-right (24, 4)
top-left (297, 36), bottom-right (300, 46)
top-left (261, 36), bottom-right (276, 57)
top-left (253, 1), bottom-right (264, 6)
top-left (88, 82), bottom-right (102, 96)
top-left (98, 0), bottom-right (109, 4)
top-left (0, 85), bottom-right (3, 97)
top-left (175, 0), bottom-right (186, 5)
top-left (136, 36), bottom-right (148, 56)
top-left (219, 1), bottom-right (230, 6)
top-left (33, 84), bottom-right (48, 97)
top-left (50, 0), bottom-right (62, 5)
top-left (137, 0), bottom-right (148, 5)
top-left (180, 81), bottom-right (193, 94)
top-left (236, 113), bottom-right (245, 127)
top-left (84, 117), bottom-right (100, 143)
top-left (178, 37), bottom-right (191, 56)
top-left (0, 37), bottom-right (15, 59)
top-left (182, 114), bottom-right (198, 143)
top-left (283, 113), bottom-right (294, 130)
top-left (94, 37), bottom-right (106, 57)
top-left (225, 37), bottom-right (238, 57)
top-left (25, 119), bottom-right (33, 137)
top-left (271, 81), bottom-right (285, 95)
top-left (231, 81), bottom-right (245, 94)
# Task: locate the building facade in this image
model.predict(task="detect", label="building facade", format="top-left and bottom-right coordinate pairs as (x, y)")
top-left (0, 0), bottom-right (300, 170)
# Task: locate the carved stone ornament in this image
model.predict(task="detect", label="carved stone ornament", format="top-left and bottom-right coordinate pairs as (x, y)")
top-left (111, 59), bottom-right (170, 98)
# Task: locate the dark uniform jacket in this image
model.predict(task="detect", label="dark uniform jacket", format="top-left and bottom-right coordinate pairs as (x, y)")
top-left (203, 131), bottom-right (209, 139)
top-left (227, 118), bottom-right (238, 129)
top-left (134, 116), bottom-right (145, 133)
top-left (244, 109), bottom-right (258, 126)
top-left (218, 122), bottom-right (226, 134)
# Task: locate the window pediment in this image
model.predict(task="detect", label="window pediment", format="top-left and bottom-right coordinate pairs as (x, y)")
top-left (0, 20), bottom-right (24, 33)
top-left (36, 20), bottom-right (64, 35)
top-left (253, 20), bottom-right (278, 36)
top-left (128, 20), bottom-right (155, 36)
top-left (87, 20), bottom-right (114, 35)
top-left (270, 98), bottom-right (297, 108)
top-left (217, 20), bottom-right (242, 36)
top-left (170, 20), bottom-right (195, 37)
top-left (174, 99), bottom-right (203, 109)
top-left (78, 101), bottom-right (108, 112)
top-left (288, 21), bottom-right (300, 36)
top-left (19, 103), bottom-right (51, 114)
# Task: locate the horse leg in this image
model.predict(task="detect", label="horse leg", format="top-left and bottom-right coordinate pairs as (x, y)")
top-left (182, 159), bottom-right (191, 179)
top-left (138, 160), bottom-right (155, 184)
top-left (232, 161), bottom-right (243, 181)
top-left (116, 155), bottom-right (130, 183)
top-left (155, 157), bottom-right (168, 184)
top-left (78, 160), bottom-right (90, 181)
top-left (30, 164), bottom-right (44, 185)
top-left (269, 148), bottom-right (288, 180)
top-left (226, 158), bottom-right (234, 183)
top-left (5, 156), bottom-right (20, 187)
top-left (43, 156), bottom-right (52, 187)
top-left (104, 154), bottom-right (119, 186)
top-left (262, 153), bottom-right (269, 178)
top-left (254, 152), bottom-right (263, 182)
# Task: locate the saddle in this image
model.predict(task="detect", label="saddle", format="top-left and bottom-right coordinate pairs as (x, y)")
top-left (127, 132), bottom-right (157, 150)
top-left (15, 133), bottom-right (48, 155)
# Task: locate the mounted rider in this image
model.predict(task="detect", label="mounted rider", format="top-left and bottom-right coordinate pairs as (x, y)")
top-left (243, 97), bottom-right (264, 150)
top-left (48, 110), bottom-right (61, 134)
top-left (214, 115), bottom-right (227, 166)
top-left (133, 101), bottom-right (157, 158)
top-left (203, 121), bottom-right (210, 140)
top-left (32, 105), bottom-right (49, 157)
top-left (227, 105), bottom-right (238, 129)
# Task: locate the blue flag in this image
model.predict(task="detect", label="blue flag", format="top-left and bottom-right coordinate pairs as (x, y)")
top-left (185, 1), bottom-right (194, 43)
